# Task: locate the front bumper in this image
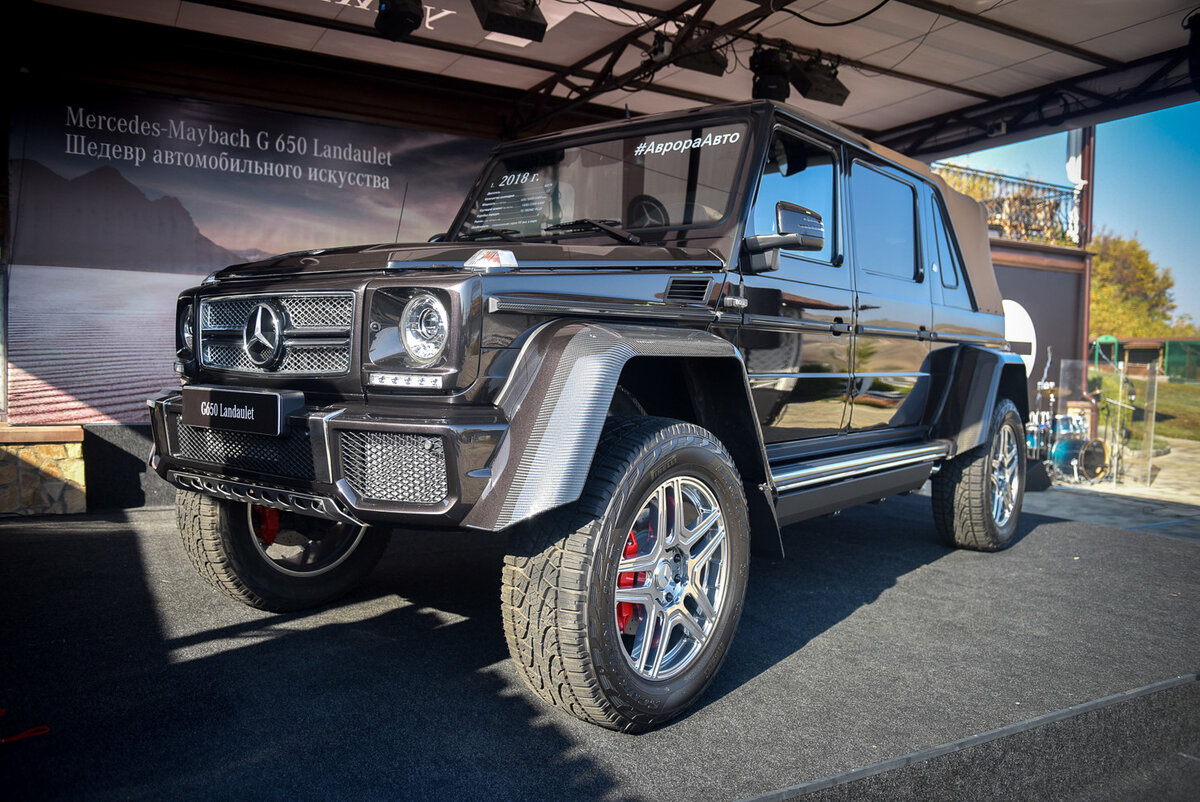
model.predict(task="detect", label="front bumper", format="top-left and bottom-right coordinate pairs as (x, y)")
top-left (148, 391), bottom-right (506, 529)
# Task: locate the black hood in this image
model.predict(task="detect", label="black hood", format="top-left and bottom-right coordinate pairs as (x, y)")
top-left (209, 241), bottom-right (727, 282)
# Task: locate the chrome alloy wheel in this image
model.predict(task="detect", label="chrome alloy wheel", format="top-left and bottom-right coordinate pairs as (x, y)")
top-left (614, 474), bottom-right (729, 681)
top-left (989, 423), bottom-right (1020, 528)
top-left (247, 505), bottom-right (367, 578)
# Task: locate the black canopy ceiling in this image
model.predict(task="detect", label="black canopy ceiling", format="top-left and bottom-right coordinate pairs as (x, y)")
top-left (34, 0), bottom-right (1199, 159)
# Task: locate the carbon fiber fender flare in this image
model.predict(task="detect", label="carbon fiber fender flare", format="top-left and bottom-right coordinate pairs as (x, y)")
top-left (932, 345), bottom-right (1029, 456)
top-left (461, 320), bottom-right (776, 543)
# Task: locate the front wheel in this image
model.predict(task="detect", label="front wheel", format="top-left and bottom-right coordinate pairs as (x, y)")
top-left (176, 490), bottom-right (389, 612)
top-left (502, 418), bottom-right (751, 732)
top-left (931, 397), bottom-right (1026, 551)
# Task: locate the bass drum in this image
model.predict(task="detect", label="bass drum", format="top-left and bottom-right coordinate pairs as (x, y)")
top-left (1051, 438), bottom-right (1108, 483)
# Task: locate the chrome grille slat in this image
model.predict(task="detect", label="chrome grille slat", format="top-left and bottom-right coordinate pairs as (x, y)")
top-left (202, 343), bottom-right (254, 372)
top-left (202, 298), bottom-right (257, 330)
top-left (198, 292), bottom-right (354, 375)
top-left (280, 295), bottom-right (353, 329)
top-left (340, 431), bottom-right (448, 504)
top-left (202, 295), bottom-right (353, 330)
top-left (202, 342), bottom-right (351, 374)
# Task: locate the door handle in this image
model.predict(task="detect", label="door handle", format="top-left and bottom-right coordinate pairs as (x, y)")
top-left (830, 317), bottom-right (853, 336)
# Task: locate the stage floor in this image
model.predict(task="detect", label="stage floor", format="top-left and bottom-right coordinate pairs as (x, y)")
top-left (2, 493), bottom-right (1197, 800)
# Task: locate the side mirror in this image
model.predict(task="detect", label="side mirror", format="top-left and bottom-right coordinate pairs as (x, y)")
top-left (741, 202), bottom-right (826, 274)
top-left (777, 201), bottom-right (825, 249)
top-left (744, 202), bottom-right (824, 255)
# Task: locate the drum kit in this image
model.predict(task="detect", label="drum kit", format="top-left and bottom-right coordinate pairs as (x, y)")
top-left (1025, 380), bottom-right (1109, 484)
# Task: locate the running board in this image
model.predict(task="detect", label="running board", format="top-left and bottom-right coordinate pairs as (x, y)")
top-left (770, 442), bottom-right (952, 529)
top-left (772, 442), bottom-right (951, 493)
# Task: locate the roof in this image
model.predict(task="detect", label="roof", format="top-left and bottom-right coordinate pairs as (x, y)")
top-left (35, 0), bottom-right (1198, 158)
top-left (494, 97), bottom-right (1007, 313)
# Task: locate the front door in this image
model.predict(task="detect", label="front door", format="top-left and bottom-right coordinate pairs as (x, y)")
top-left (740, 127), bottom-right (852, 444)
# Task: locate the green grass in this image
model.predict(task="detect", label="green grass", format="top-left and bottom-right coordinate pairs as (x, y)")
top-left (1091, 372), bottom-right (1200, 443)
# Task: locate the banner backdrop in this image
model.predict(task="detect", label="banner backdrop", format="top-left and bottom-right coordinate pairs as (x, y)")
top-left (6, 87), bottom-right (492, 424)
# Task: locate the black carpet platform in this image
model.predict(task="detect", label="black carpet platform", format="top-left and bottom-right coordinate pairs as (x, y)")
top-left (2, 494), bottom-right (1197, 800)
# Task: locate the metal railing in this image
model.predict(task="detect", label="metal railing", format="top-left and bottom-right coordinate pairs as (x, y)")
top-left (931, 163), bottom-right (1081, 246)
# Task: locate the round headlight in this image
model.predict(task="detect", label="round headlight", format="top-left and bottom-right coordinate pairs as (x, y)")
top-left (400, 293), bottom-right (448, 366)
top-left (179, 303), bottom-right (195, 353)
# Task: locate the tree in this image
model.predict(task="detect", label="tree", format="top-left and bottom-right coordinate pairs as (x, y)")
top-left (1088, 233), bottom-right (1197, 338)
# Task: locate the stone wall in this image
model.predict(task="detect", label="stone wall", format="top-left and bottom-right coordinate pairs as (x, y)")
top-left (0, 427), bottom-right (87, 516)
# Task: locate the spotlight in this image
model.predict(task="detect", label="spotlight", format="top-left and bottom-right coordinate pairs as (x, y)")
top-left (750, 47), bottom-right (791, 101)
top-left (790, 57), bottom-right (850, 106)
top-left (470, 0), bottom-right (548, 43)
top-left (374, 0), bottom-right (423, 41)
top-left (675, 47), bottom-right (729, 78)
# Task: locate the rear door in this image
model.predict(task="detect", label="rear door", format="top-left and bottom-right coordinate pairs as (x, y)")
top-left (845, 158), bottom-right (933, 435)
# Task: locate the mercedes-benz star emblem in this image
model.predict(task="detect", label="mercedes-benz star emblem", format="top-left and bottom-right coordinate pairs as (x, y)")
top-left (243, 303), bottom-right (284, 368)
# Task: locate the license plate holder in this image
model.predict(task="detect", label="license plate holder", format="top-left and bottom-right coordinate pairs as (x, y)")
top-left (181, 386), bottom-right (304, 436)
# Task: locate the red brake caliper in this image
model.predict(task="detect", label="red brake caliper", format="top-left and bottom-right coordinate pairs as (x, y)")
top-left (254, 507), bottom-right (281, 546)
top-left (617, 530), bottom-right (640, 634)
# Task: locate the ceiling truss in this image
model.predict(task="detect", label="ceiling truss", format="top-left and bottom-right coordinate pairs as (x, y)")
top-left (874, 45), bottom-right (1192, 158)
top-left (110, 0), bottom-right (1199, 156)
top-left (502, 0), bottom-right (1014, 136)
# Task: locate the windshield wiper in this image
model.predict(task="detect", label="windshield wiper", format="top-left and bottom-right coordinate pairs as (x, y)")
top-left (543, 219), bottom-right (642, 245)
top-left (458, 228), bottom-right (522, 242)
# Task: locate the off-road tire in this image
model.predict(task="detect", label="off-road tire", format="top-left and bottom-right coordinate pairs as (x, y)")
top-left (176, 489), bottom-right (389, 612)
top-left (501, 417), bottom-right (751, 733)
top-left (931, 398), bottom-right (1025, 551)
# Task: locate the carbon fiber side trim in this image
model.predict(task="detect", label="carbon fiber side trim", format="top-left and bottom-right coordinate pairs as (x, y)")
top-left (462, 321), bottom-right (745, 531)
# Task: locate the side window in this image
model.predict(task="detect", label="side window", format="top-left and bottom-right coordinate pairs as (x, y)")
top-left (930, 193), bottom-right (975, 309)
top-left (851, 162), bottom-right (919, 281)
top-left (750, 130), bottom-right (836, 264)
top-left (930, 194), bottom-right (961, 289)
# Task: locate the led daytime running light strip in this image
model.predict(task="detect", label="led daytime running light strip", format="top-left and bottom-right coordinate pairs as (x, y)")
top-left (368, 372), bottom-right (443, 389)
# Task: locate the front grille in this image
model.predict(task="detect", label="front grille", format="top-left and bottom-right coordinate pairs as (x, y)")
top-left (340, 431), bottom-right (448, 504)
top-left (174, 419), bottom-right (315, 481)
top-left (198, 292), bottom-right (354, 376)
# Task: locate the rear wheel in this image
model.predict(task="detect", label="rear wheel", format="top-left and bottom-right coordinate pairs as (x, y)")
top-left (502, 418), bottom-right (750, 732)
top-left (932, 397), bottom-right (1025, 551)
top-left (176, 489), bottom-right (389, 611)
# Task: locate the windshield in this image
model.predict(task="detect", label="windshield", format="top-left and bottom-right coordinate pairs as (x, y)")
top-left (454, 122), bottom-right (748, 241)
